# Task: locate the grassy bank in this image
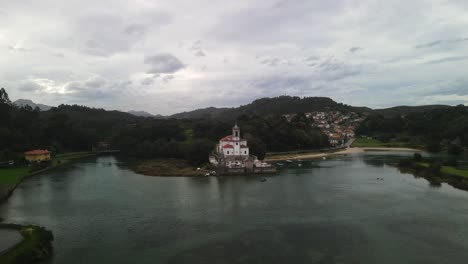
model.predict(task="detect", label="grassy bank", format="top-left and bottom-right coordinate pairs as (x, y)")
top-left (418, 162), bottom-right (468, 179)
top-left (352, 138), bottom-right (420, 148)
top-left (0, 152), bottom-right (96, 203)
top-left (0, 168), bottom-right (30, 188)
top-left (398, 157), bottom-right (468, 191)
top-left (0, 224), bottom-right (53, 264)
top-left (131, 159), bottom-right (206, 177)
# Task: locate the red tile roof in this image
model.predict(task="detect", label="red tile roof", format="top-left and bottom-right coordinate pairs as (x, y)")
top-left (220, 135), bottom-right (233, 141)
top-left (24, 149), bottom-right (50, 155)
top-left (223, 144), bottom-right (234, 148)
top-left (220, 135), bottom-right (246, 142)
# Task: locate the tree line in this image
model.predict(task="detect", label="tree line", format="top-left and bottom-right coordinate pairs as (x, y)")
top-left (356, 105), bottom-right (468, 153)
top-left (0, 88), bottom-right (330, 165)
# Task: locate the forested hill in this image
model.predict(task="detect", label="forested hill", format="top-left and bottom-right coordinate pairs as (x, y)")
top-left (0, 89), bottom-right (330, 165)
top-left (171, 96), bottom-right (370, 120)
top-left (356, 105), bottom-right (468, 152)
top-left (373, 105), bottom-right (450, 117)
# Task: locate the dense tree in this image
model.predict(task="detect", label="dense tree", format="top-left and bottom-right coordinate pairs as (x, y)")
top-left (0, 89), bottom-right (330, 165)
top-left (357, 105), bottom-right (468, 153)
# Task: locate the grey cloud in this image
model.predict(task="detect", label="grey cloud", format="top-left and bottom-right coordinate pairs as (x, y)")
top-left (123, 24), bottom-right (146, 35)
top-left (18, 81), bottom-right (44, 92)
top-left (73, 10), bottom-right (171, 57)
top-left (141, 78), bottom-right (155, 85)
top-left (8, 45), bottom-right (31, 52)
top-left (260, 58), bottom-right (281, 67)
top-left (415, 40), bottom-right (443, 49)
top-left (52, 52), bottom-right (65, 58)
top-left (194, 50), bottom-right (205, 57)
top-left (415, 37), bottom-right (468, 49)
top-left (424, 56), bottom-right (468, 64)
top-left (349, 47), bottom-right (362, 53)
top-left (250, 75), bottom-right (310, 94)
top-left (162, 75), bottom-right (174, 83)
top-left (304, 56), bottom-right (319, 61)
top-left (452, 37), bottom-right (468, 43)
top-left (191, 40), bottom-right (206, 57)
top-left (144, 53), bottom-right (185, 75)
top-left (212, 0), bottom-right (346, 44)
top-left (64, 77), bottom-right (132, 101)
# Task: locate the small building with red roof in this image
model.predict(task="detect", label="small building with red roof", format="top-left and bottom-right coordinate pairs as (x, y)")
top-left (24, 149), bottom-right (51, 162)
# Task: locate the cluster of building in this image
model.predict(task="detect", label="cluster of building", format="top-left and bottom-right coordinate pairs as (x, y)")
top-left (283, 111), bottom-right (365, 147)
top-left (210, 124), bottom-right (276, 175)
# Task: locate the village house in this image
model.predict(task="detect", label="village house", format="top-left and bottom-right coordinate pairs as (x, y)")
top-left (24, 149), bottom-right (51, 163)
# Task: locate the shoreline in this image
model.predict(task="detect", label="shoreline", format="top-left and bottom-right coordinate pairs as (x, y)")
top-left (0, 152), bottom-right (96, 204)
top-left (265, 147), bottom-right (422, 162)
top-left (0, 224), bottom-right (53, 263)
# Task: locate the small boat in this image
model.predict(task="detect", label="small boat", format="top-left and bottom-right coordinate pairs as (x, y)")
top-left (286, 159), bottom-right (293, 163)
top-left (322, 157), bottom-right (327, 160)
top-left (260, 178), bottom-right (267, 182)
top-left (205, 172), bottom-right (210, 177)
top-left (276, 163), bottom-right (284, 166)
top-left (298, 163), bottom-right (302, 167)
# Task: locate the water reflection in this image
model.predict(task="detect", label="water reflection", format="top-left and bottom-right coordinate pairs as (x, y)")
top-left (1, 153), bottom-right (468, 263)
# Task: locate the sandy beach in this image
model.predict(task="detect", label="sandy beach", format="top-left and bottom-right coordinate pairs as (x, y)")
top-left (265, 147), bottom-right (422, 162)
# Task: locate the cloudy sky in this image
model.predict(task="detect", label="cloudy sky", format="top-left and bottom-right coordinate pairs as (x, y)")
top-left (1, 0), bottom-right (468, 114)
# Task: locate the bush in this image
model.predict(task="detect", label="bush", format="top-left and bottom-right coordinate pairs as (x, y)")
top-left (413, 153), bottom-right (422, 162)
top-left (426, 163), bottom-right (442, 176)
top-left (448, 144), bottom-right (463, 155)
top-left (426, 141), bottom-right (441, 153)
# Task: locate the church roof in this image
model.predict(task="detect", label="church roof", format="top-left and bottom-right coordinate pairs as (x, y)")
top-left (223, 144), bottom-right (234, 148)
top-left (220, 135), bottom-right (247, 141)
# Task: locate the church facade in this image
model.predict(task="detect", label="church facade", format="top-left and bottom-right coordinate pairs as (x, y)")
top-left (216, 124), bottom-right (249, 157)
top-left (210, 124), bottom-right (276, 175)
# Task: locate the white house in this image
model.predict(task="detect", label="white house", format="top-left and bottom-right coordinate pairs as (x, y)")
top-left (217, 124), bottom-right (249, 157)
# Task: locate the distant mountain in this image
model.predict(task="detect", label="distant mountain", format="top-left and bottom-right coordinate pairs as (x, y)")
top-left (128, 110), bottom-right (154, 117)
top-left (373, 105), bottom-right (450, 117)
top-left (170, 107), bottom-right (230, 119)
top-left (171, 96), bottom-right (368, 120)
top-left (14, 99), bottom-right (52, 111)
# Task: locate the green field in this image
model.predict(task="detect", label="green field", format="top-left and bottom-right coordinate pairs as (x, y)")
top-left (0, 152), bottom-right (95, 188)
top-left (418, 162), bottom-right (468, 179)
top-left (352, 138), bottom-right (418, 148)
top-left (0, 167), bottom-right (30, 187)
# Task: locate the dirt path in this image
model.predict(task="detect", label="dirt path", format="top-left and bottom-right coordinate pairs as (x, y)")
top-left (265, 147), bottom-right (421, 162)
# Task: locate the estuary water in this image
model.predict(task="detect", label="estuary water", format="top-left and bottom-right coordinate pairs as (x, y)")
top-left (1, 152), bottom-right (468, 264)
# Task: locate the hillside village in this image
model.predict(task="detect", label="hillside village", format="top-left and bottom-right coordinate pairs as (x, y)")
top-left (283, 111), bottom-right (366, 147)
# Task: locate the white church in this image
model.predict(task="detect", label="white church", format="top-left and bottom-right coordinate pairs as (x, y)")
top-left (210, 124), bottom-right (276, 174)
top-left (216, 124), bottom-right (249, 157)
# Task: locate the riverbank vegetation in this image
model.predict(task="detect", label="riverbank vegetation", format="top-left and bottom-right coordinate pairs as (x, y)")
top-left (352, 138), bottom-right (420, 148)
top-left (398, 153), bottom-right (468, 190)
top-left (130, 159), bottom-right (207, 177)
top-left (0, 224), bottom-right (53, 264)
top-left (356, 105), bottom-right (468, 154)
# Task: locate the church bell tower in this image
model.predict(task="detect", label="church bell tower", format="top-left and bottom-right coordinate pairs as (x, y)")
top-left (232, 123), bottom-right (240, 140)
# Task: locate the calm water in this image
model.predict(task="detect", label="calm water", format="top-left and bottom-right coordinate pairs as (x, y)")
top-left (2, 152), bottom-right (468, 263)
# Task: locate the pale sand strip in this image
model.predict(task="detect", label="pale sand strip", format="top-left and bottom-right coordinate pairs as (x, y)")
top-left (265, 147), bottom-right (421, 162)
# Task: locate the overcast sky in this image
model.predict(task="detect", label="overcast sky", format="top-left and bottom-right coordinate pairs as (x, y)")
top-left (1, 0), bottom-right (468, 114)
